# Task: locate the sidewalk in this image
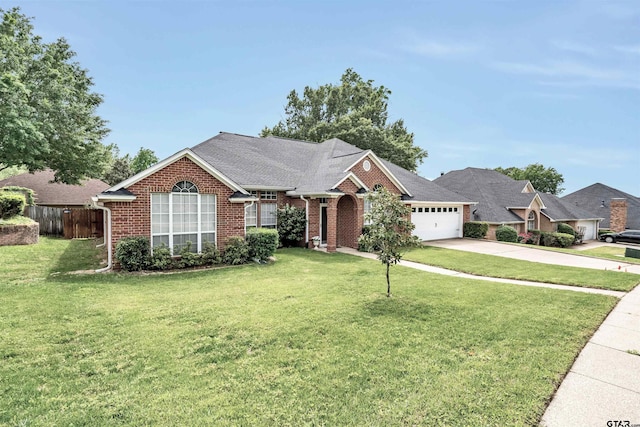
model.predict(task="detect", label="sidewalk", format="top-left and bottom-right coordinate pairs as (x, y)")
top-left (334, 246), bottom-right (640, 426)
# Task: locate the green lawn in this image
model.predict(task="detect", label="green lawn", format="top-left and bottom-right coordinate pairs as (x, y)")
top-left (0, 238), bottom-right (618, 426)
top-left (549, 245), bottom-right (640, 265)
top-left (404, 246), bottom-right (639, 291)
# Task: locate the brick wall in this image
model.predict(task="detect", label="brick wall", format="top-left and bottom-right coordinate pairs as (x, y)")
top-left (0, 223), bottom-right (39, 246)
top-left (105, 157), bottom-right (245, 265)
top-left (610, 198), bottom-right (627, 232)
top-left (350, 156), bottom-right (403, 195)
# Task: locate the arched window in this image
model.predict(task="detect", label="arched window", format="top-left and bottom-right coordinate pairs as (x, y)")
top-left (151, 181), bottom-right (216, 254)
top-left (373, 183), bottom-right (383, 192)
top-left (527, 211), bottom-right (536, 231)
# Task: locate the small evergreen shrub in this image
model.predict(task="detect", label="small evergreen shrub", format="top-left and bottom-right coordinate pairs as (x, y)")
top-left (175, 241), bottom-right (204, 268)
top-left (625, 247), bottom-right (640, 260)
top-left (277, 204), bottom-right (306, 247)
top-left (0, 193), bottom-right (26, 219)
top-left (529, 229), bottom-right (541, 245)
top-left (201, 241), bottom-right (222, 265)
top-left (495, 225), bottom-right (518, 243)
top-left (149, 244), bottom-right (173, 270)
top-left (222, 237), bottom-right (250, 265)
top-left (463, 222), bottom-right (488, 239)
top-left (540, 232), bottom-right (575, 248)
top-left (115, 236), bottom-right (151, 271)
top-left (557, 223), bottom-right (576, 237)
top-left (246, 228), bottom-right (279, 262)
top-left (1, 186), bottom-right (35, 206)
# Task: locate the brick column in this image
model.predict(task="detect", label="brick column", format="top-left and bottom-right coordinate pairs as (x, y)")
top-left (610, 198), bottom-right (627, 232)
top-left (326, 198), bottom-right (338, 252)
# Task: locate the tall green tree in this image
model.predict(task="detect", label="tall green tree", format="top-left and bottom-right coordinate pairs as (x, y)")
top-left (0, 7), bottom-right (110, 184)
top-left (131, 147), bottom-right (158, 174)
top-left (495, 163), bottom-right (565, 195)
top-left (102, 147), bottom-right (132, 186)
top-left (261, 69), bottom-right (427, 171)
top-left (358, 188), bottom-right (421, 297)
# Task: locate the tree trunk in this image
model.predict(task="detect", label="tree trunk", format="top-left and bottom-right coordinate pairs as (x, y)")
top-left (386, 262), bottom-right (391, 297)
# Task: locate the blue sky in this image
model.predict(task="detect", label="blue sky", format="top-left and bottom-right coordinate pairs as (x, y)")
top-left (15, 0), bottom-right (640, 196)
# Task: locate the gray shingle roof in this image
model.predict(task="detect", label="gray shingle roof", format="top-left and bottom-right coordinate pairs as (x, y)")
top-left (434, 167), bottom-right (600, 223)
top-left (0, 169), bottom-right (109, 206)
top-left (562, 183), bottom-right (640, 229)
top-left (190, 132), bottom-right (470, 203)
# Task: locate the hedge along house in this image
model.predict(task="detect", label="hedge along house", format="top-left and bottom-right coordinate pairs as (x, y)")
top-left (93, 132), bottom-right (474, 270)
top-left (434, 168), bottom-right (602, 240)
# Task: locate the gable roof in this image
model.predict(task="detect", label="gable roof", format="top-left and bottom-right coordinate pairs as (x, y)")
top-left (0, 169), bottom-right (109, 206)
top-left (562, 183), bottom-right (640, 229)
top-left (434, 167), bottom-right (600, 223)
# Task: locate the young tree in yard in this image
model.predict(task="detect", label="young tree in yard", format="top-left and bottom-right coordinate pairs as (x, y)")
top-left (102, 147), bottom-right (132, 186)
top-left (261, 68), bottom-right (427, 172)
top-left (358, 188), bottom-right (421, 297)
top-left (0, 8), bottom-right (110, 184)
top-left (495, 163), bottom-right (565, 195)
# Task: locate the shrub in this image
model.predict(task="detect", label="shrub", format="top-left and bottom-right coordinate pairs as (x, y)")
top-left (149, 244), bottom-right (173, 270)
top-left (463, 222), bottom-right (488, 239)
top-left (517, 232), bottom-right (535, 244)
top-left (0, 193), bottom-right (26, 219)
top-left (1, 186), bottom-right (35, 206)
top-left (625, 247), bottom-right (640, 260)
top-left (201, 241), bottom-right (222, 265)
top-left (277, 204), bottom-right (306, 247)
top-left (541, 232), bottom-right (575, 248)
top-left (115, 236), bottom-right (151, 271)
top-left (246, 228), bottom-right (279, 262)
top-left (222, 237), bottom-right (250, 265)
top-left (557, 223), bottom-right (576, 237)
top-left (175, 241), bottom-right (204, 269)
top-left (495, 225), bottom-right (518, 243)
top-left (529, 229), bottom-right (541, 245)
top-left (358, 225), bottom-right (377, 252)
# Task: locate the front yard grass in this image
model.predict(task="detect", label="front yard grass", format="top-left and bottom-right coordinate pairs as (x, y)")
top-left (0, 239), bottom-right (618, 425)
top-left (404, 246), bottom-right (639, 291)
top-left (538, 244), bottom-right (640, 265)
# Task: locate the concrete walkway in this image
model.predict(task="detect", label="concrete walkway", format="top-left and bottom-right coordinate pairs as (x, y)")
top-left (333, 245), bottom-right (640, 426)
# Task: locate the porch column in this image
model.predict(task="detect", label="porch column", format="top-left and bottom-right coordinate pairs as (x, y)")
top-left (326, 198), bottom-right (338, 252)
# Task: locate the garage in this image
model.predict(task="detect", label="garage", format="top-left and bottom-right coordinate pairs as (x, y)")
top-left (576, 220), bottom-right (598, 240)
top-left (411, 205), bottom-right (462, 241)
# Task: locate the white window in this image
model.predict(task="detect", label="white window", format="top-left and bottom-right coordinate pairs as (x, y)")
top-left (151, 181), bottom-right (216, 254)
top-left (528, 211), bottom-right (536, 231)
top-left (245, 203), bottom-right (257, 230)
top-left (261, 203), bottom-right (277, 228)
top-left (260, 191), bottom-right (277, 200)
top-left (364, 198), bottom-right (372, 225)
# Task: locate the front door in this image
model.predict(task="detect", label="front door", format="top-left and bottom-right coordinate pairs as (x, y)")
top-left (321, 205), bottom-right (327, 244)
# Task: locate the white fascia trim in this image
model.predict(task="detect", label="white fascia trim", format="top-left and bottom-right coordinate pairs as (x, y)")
top-left (94, 194), bottom-right (137, 202)
top-left (407, 201), bottom-right (475, 206)
top-left (229, 197), bottom-right (258, 203)
top-left (242, 186), bottom-right (295, 191)
top-left (333, 172), bottom-right (369, 192)
top-left (343, 151), bottom-right (411, 197)
top-left (541, 211), bottom-right (604, 222)
top-left (522, 182), bottom-right (535, 193)
top-left (506, 195), bottom-right (547, 211)
top-left (105, 148), bottom-right (247, 194)
top-left (286, 190), bottom-right (342, 198)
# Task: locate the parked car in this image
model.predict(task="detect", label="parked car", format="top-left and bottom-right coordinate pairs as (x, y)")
top-left (599, 230), bottom-right (640, 244)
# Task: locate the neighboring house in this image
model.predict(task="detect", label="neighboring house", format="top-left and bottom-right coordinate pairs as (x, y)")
top-left (434, 167), bottom-right (602, 240)
top-left (0, 169), bottom-right (109, 238)
top-left (0, 169), bottom-right (109, 208)
top-left (562, 183), bottom-right (640, 231)
top-left (93, 132), bottom-right (475, 269)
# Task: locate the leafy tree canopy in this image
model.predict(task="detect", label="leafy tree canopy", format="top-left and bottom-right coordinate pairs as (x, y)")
top-left (0, 7), bottom-right (110, 184)
top-left (358, 188), bottom-right (421, 297)
top-left (131, 147), bottom-right (159, 174)
top-left (261, 69), bottom-right (427, 171)
top-left (495, 163), bottom-right (565, 195)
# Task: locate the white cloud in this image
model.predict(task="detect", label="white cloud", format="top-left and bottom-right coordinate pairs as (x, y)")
top-left (551, 40), bottom-right (597, 56)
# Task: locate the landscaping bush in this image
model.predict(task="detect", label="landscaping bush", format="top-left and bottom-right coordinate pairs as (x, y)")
top-left (0, 193), bottom-right (26, 219)
top-left (222, 237), bottom-right (251, 265)
top-left (529, 229), bottom-right (541, 245)
top-left (174, 241), bottom-right (205, 269)
top-left (557, 223), bottom-right (576, 237)
top-left (517, 232), bottom-right (535, 244)
top-left (201, 241), bottom-right (222, 265)
top-left (540, 232), bottom-right (575, 248)
top-left (495, 225), bottom-right (518, 243)
top-left (625, 247), bottom-right (640, 260)
top-left (246, 228), bottom-right (279, 262)
top-left (149, 244), bottom-right (173, 270)
top-left (1, 186), bottom-right (35, 206)
top-left (463, 221), bottom-right (488, 239)
top-left (115, 236), bottom-right (151, 271)
top-left (277, 204), bottom-right (306, 247)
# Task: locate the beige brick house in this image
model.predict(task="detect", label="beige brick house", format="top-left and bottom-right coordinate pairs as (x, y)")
top-left (93, 132), bottom-right (474, 270)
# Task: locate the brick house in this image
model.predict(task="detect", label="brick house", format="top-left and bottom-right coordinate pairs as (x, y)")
top-left (434, 168), bottom-right (603, 240)
top-left (93, 132), bottom-right (474, 270)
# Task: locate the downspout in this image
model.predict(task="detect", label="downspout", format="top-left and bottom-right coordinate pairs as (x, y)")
top-left (91, 197), bottom-right (112, 272)
top-left (300, 195), bottom-right (309, 246)
top-left (244, 200), bottom-right (255, 232)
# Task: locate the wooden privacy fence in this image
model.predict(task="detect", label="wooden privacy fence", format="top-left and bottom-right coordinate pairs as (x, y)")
top-left (25, 206), bottom-right (104, 239)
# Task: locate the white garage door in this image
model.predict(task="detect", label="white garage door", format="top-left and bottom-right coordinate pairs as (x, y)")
top-left (577, 220), bottom-right (597, 240)
top-left (411, 206), bottom-right (462, 241)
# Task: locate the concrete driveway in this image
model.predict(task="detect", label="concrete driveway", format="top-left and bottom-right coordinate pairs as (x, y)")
top-left (426, 239), bottom-right (640, 275)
